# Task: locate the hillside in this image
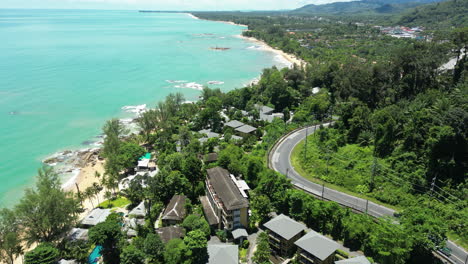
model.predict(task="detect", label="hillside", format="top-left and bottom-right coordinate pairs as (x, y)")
top-left (292, 0), bottom-right (444, 15)
top-left (398, 0), bottom-right (468, 28)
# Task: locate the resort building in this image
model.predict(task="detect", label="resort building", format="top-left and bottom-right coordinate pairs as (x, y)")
top-left (225, 120), bottom-right (245, 129)
top-left (156, 226), bottom-right (185, 243)
top-left (68, 228), bottom-right (89, 241)
top-left (235, 124), bottom-right (257, 137)
top-left (208, 244), bottom-right (239, 264)
top-left (162, 195), bottom-right (187, 226)
top-left (128, 201), bottom-right (146, 218)
top-left (81, 208), bottom-right (111, 228)
top-left (202, 167), bottom-right (250, 230)
top-left (198, 129), bottom-right (221, 143)
top-left (137, 152), bottom-right (156, 171)
top-left (263, 214), bottom-right (306, 257)
top-left (294, 230), bottom-right (340, 264)
top-left (335, 256), bottom-right (371, 264)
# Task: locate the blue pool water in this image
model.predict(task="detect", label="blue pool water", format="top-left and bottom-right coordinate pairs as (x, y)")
top-left (88, 245), bottom-right (102, 264)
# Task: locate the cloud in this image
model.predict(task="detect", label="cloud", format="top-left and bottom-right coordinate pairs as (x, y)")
top-left (2, 0), bottom-right (357, 10)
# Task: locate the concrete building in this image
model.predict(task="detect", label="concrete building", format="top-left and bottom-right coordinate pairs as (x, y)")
top-left (203, 167), bottom-right (249, 230)
top-left (235, 124), bottom-right (257, 137)
top-left (225, 120), bottom-right (245, 129)
top-left (264, 214), bottom-right (306, 257)
top-left (295, 230), bottom-right (340, 264)
top-left (162, 195), bottom-right (187, 226)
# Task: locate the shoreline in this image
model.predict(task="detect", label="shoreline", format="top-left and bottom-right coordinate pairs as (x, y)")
top-left (188, 13), bottom-right (306, 68)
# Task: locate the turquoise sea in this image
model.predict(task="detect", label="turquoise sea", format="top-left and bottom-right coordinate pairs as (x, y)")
top-left (0, 9), bottom-right (289, 207)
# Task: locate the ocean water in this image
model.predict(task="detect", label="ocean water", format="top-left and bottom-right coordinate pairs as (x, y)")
top-left (0, 9), bottom-right (289, 207)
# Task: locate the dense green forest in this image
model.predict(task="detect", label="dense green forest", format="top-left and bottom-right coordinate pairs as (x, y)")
top-left (399, 0), bottom-right (468, 28)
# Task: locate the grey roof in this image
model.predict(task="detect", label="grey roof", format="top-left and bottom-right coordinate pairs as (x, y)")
top-left (68, 228), bottom-right (89, 241)
top-left (206, 167), bottom-right (249, 211)
top-left (231, 135), bottom-right (243, 141)
top-left (205, 153), bottom-right (219, 163)
top-left (259, 113), bottom-right (274, 122)
top-left (199, 129), bottom-right (220, 139)
top-left (235, 125), bottom-right (257, 134)
top-left (162, 195), bottom-right (187, 221)
top-left (232, 228), bottom-right (248, 240)
top-left (81, 208), bottom-right (111, 226)
top-left (200, 196), bottom-right (220, 226)
top-left (208, 244), bottom-right (238, 264)
top-left (335, 256), bottom-right (371, 264)
top-left (225, 120), bottom-right (245, 129)
top-left (264, 214), bottom-right (306, 240)
top-left (256, 104), bottom-right (274, 115)
top-left (295, 230), bottom-right (340, 261)
top-left (129, 201), bottom-right (146, 218)
top-left (156, 226), bottom-right (185, 243)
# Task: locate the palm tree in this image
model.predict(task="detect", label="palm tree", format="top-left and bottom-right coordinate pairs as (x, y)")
top-left (92, 182), bottom-right (103, 205)
top-left (84, 187), bottom-right (95, 208)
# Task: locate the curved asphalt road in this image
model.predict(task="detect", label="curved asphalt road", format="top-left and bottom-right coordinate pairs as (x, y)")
top-left (269, 125), bottom-right (467, 264)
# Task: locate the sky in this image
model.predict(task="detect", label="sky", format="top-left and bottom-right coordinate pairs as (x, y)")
top-left (0, 0), bottom-right (356, 11)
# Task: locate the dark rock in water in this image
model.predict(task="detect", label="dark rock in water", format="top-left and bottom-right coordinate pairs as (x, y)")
top-left (82, 140), bottom-right (94, 146)
top-left (9, 111), bottom-right (18, 115)
top-left (44, 157), bottom-right (60, 164)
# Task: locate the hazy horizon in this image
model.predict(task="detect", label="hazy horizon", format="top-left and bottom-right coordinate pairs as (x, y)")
top-left (0, 0), bottom-right (358, 11)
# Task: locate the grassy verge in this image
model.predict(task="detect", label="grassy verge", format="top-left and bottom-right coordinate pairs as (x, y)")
top-left (447, 231), bottom-right (468, 251)
top-left (98, 196), bottom-right (131, 209)
top-left (290, 139), bottom-right (400, 212)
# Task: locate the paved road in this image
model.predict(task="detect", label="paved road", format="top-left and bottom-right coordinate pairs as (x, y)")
top-left (269, 125), bottom-right (467, 264)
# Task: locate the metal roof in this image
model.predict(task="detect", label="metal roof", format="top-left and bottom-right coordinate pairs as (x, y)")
top-left (232, 228), bottom-right (248, 240)
top-left (225, 120), bottom-right (245, 129)
top-left (208, 244), bottom-right (239, 264)
top-left (294, 230), bottom-right (340, 261)
top-left (335, 256), bottom-right (371, 264)
top-left (264, 214), bottom-right (306, 240)
top-left (235, 125), bottom-right (257, 134)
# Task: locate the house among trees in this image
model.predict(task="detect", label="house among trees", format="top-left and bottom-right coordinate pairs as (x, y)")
top-left (204, 152), bottom-right (219, 164)
top-left (224, 120), bottom-right (245, 129)
top-left (156, 226), bottom-right (185, 243)
top-left (202, 167), bottom-right (249, 230)
top-left (80, 208), bottom-right (111, 228)
top-left (263, 214), bottom-right (306, 257)
top-left (67, 228), bottom-right (88, 241)
top-left (235, 124), bottom-right (257, 137)
top-left (208, 244), bottom-right (239, 264)
top-left (162, 195), bottom-right (187, 226)
top-left (137, 152), bottom-right (156, 171)
top-left (198, 129), bottom-right (221, 143)
top-left (294, 230), bottom-right (340, 264)
top-left (128, 201), bottom-right (146, 218)
top-left (335, 256), bottom-right (371, 264)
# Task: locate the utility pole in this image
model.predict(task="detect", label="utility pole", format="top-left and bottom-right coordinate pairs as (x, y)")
top-left (321, 184), bottom-right (325, 200)
top-left (304, 127), bottom-right (309, 160)
top-left (366, 200), bottom-right (369, 214)
top-left (286, 168), bottom-right (289, 178)
top-left (370, 157), bottom-right (378, 192)
top-left (430, 176), bottom-right (437, 196)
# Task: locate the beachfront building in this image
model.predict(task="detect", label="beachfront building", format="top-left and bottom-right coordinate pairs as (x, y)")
top-left (202, 167), bottom-right (249, 230)
top-left (335, 256), bottom-right (371, 264)
top-left (208, 244), bottom-right (239, 264)
top-left (294, 230), bottom-right (340, 264)
top-left (162, 195), bottom-right (187, 226)
top-left (263, 214), bottom-right (306, 257)
top-left (156, 226), bottom-right (185, 243)
top-left (81, 208), bottom-right (111, 228)
top-left (137, 152), bottom-right (156, 171)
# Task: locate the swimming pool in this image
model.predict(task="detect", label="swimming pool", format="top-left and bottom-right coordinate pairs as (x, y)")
top-left (88, 245), bottom-right (102, 264)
